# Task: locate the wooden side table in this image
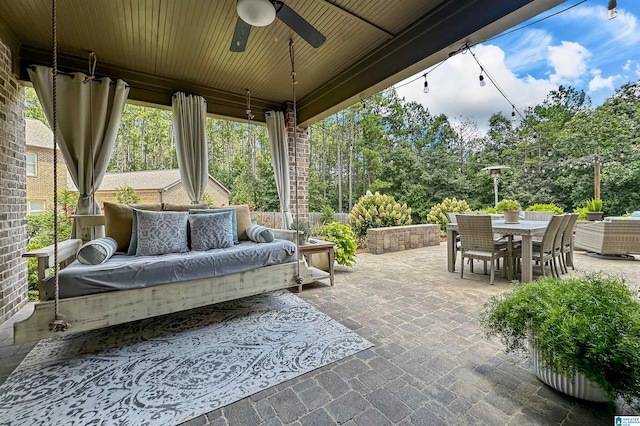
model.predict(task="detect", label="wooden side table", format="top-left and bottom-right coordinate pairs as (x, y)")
top-left (297, 239), bottom-right (336, 292)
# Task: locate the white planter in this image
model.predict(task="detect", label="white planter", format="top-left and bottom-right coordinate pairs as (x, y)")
top-left (503, 210), bottom-right (520, 224)
top-left (532, 347), bottom-right (609, 402)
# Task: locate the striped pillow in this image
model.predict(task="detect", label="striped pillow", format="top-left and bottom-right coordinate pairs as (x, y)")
top-left (246, 224), bottom-right (275, 243)
top-left (77, 237), bottom-right (118, 265)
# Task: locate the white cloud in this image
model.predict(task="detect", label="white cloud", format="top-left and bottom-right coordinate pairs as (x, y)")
top-left (623, 60), bottom-right (632, 71)
top-left (505, 29), bottom-right (553, 72)
top-left (588, 69), bottom-right (619, 92)
top-left (547, 41), bottom-right (591, 84)
top-left (636, 64), bottom-right (640, 77)
top-left (563, 5), bottom-right (640, 47)
top-left (394, 44), bottom-right (555, 132)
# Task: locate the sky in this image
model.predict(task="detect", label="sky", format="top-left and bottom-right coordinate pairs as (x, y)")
top-left (394, 1), bottom-right (640, 133)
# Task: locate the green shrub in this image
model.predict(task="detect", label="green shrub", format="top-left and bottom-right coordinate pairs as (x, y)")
top-left (115, 185), bottom-right (141, 204)
top-left (426, 197), bottom-right (471, 232)
top-left (321, 222), bottom-right (357, 267)
top-left (290, 220), bottom-right (311, 242)
top-left (496, 199), bottom-right (521, 213)
top-left (320, 206), bottom-right (336, 225)
top-left (480, 273), bottom-right (640, 407)
top-left (573, 207), bottom-right (588, 220)
top-left (586, 198), bottom-right (603, 212)
top-left (349, 191), bottom-right (412, 238)
top-left (525, 203), bottom-right (564, 214)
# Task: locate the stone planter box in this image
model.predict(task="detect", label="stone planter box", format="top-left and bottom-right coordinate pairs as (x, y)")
top-left (366, 224), bottom-right (440, 255)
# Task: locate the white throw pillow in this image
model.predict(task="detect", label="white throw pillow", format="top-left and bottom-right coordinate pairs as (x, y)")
top-left (246, 224), bottom-right (275, 243)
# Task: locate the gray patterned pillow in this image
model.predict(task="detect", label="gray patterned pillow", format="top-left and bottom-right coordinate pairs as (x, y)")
top-left (135, 210), bottom-right (189, 256)
top-left (188, 211), bottom-right (234, 251)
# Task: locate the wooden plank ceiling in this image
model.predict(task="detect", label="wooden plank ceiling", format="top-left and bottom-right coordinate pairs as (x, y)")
top-left (0, 0), bottom-right (564, 124)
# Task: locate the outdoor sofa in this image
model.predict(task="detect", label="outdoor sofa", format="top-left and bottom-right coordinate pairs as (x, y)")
top-left (574, 216), bottom-right (640, 256)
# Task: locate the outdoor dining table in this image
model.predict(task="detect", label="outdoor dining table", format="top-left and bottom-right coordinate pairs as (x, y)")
top-left (446, 219), bottom-right (549, 283)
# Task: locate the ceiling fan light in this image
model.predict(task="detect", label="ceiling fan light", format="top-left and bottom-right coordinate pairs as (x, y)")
top-left (237, 0), bottom-right (276, 27)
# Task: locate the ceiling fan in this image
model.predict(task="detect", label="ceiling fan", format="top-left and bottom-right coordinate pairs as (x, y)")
top-left (230, 0), bottom-right (326, 52)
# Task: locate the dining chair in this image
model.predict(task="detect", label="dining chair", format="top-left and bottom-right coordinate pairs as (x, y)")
top-left (524, 211), bottom-right (554, 221)
top-left (514, 215), bottom-right (564, 278)
top-left (560, 213), bottom-right (579, 272)
top-left (447, 212), bottom-right (462, 271)
top-left (550, 214), bottom-right (571, 276)
top-left (456, 215), bottom-right (508, 285)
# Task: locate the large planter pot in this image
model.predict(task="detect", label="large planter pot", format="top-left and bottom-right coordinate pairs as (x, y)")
top-left (532, 347), bottom-right (608, 402)
top-left (586, 212), bottom-right (604, 221)
top-left (503, 210), bottom-right (520, 224)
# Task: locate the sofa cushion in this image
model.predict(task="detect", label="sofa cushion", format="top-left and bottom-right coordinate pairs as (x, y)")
top-left (212, 205), bottom-right (252, 241)
top-left (190, 209), bottom-right (238, 244)
top-left (77, 237), bottom-right (118, 265)
top-left (162, 203), bottom-right (210, 211)
top-left (189, 211), bottom-right (234, 251)
top-left (246, 224), bottom-right (275, 243)
top-left (134, 210), bottom-right (189, 256)
top-left (103, 202), bottom-right (162, 252)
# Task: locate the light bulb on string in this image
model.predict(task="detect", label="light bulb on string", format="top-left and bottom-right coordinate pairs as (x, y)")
top-left (479, 68), bottom-right (486, 87)
top-left (423, 75), bottom-right (429, 93)
top-left (511, 105), bottom-right (516, 121)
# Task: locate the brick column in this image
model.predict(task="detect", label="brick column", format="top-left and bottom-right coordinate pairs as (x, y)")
top-left (0, 36), bottom-right (28, 323)
top-left (285, 105), bottom-right (309, 222)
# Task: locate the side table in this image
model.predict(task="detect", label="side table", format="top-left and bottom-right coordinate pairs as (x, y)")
top-left (297, 239), bottom-right (336, 292)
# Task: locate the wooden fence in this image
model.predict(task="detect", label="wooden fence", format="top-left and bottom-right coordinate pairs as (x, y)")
top-left (250, 212), bottom-right (349, 229)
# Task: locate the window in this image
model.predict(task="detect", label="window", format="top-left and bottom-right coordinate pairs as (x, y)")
top-left (28, 201), bottom-right (45, 215)
top-left (26, 153), bottom-right (37, 176)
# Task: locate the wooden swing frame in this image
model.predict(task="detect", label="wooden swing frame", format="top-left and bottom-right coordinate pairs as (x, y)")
top-left (15, 1), bottom-right (313, 344)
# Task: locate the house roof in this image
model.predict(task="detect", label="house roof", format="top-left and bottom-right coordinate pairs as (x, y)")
top-left (1, 0), bottom-right (564, 126)
top-left (76, 169), bottom-right (230, 194)
top-left (25, 118), bottom-right (56, 150)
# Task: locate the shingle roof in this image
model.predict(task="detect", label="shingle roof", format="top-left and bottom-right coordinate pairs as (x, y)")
top-left (25, 118), bottom-right (56, 149)
top-left (90, 169), bottom-right (230, 193)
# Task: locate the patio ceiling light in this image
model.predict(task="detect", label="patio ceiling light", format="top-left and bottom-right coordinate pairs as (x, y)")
top-left (237, 0), bottom-right (276, 27)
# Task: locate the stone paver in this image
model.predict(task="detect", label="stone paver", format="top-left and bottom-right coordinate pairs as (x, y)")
top-left (1, 244), bottom-right (636, 425)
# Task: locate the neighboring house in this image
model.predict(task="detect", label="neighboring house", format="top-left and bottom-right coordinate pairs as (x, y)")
top-left (25, 118), bottom-right (68, 215)
top-left (70, 169), bottom-right (230, 206)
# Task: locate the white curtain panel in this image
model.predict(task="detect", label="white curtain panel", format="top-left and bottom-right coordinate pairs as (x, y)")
top-left (28, 66), bottom-right (129, 236)
top-left (266, 111), bottom-right (292, 229)
top-left (172, 92), bottom-right (208, 203)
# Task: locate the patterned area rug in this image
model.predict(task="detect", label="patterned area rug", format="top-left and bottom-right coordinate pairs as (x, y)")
top-left (0, 290), bottom-right (372, 425)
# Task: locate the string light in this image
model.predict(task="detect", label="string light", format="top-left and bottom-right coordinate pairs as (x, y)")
top-left (608, 0), bottom-right (618, 19)
top-left (511, 105), bottom-right (516, 121)
top-left (479, 68), bottom-right (486, 87)
top-left (423, 74), bottom-right (429, 93)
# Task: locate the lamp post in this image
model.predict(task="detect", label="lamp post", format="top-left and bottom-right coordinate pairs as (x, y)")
top-left (481, 165), bottom-right (510, 207)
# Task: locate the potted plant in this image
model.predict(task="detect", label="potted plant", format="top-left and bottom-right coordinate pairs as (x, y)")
top-left (308, 222), bottom-right (357, 271)
top-left (479, 273), bottom-right (640, 406)
top-left (585, 198), bottom-right (604, 221)
top-left (496, 199), bottom-right (522, 224)
top-left (290, 220), bottom-right (311, 245)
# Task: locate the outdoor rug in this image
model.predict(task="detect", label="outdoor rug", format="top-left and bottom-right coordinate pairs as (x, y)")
top-left (0, 290), bottom-right (372, 425)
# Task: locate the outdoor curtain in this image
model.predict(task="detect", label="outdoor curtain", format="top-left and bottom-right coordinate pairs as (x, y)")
top-left (172, 92), bottom-right (208, 203)
top-left (266, 110), bottom-right (292, 229)
top-left (28, 65), bottom-right (129, 236)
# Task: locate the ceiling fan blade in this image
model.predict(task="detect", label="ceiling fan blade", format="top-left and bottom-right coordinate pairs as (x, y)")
top-left (230, 17), bottom-right (252, 52)
top-left (275, 1), bottom-right (326, 48)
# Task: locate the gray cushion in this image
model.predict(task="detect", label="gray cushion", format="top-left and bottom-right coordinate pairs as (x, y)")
top-left (246, 224), bottom-right (275, 243)
top-left (135, 210), bottom-right (189, 256)
top-left (77, 237), bottom-right (118, 265)
top-left (188, 211), bottom-right (234, 251)
top-left (190, 209), bottom-right (238, 244)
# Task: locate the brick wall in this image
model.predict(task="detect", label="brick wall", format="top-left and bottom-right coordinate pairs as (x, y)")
top-left (163, 181), bottom-right (229, 206)
top-left (26, 146), bottom-right (68, 213)
top-left (0, 37), bottom-right (28, 323)
top-left (367, 224), bottom-right (440, 255)
top-left (286, 107), bottom-right (309, 222)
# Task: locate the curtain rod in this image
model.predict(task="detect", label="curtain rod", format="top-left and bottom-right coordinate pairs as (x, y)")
top-left (27, 65), bottom-right (130, 88)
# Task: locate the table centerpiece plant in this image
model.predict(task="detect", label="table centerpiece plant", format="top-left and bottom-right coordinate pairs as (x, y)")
top-left (479, 272), bottom-right (640, 406)
top-left (496, 199), bottom-right (522, 224)
top-left (585, 198), bottom-right (604, 221)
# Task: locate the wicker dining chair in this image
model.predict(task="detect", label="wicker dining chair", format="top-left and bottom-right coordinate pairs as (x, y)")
top-left (524, 211), bottom-right (554, 221)
top-left (514, 215), bottom-right (564, 278)
top-left (560, 213), bottom-right (579, 272)
top-left (456, 215), bottom-right (508, 285)
top-left (550, 214), bottom-right (571, 276)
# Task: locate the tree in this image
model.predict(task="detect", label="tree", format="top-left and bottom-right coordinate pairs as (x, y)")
top-left (116, 186), bottom-right (141, 204)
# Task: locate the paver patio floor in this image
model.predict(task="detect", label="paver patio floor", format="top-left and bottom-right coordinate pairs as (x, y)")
top-left (1, 243), bottom-right (638, 425)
